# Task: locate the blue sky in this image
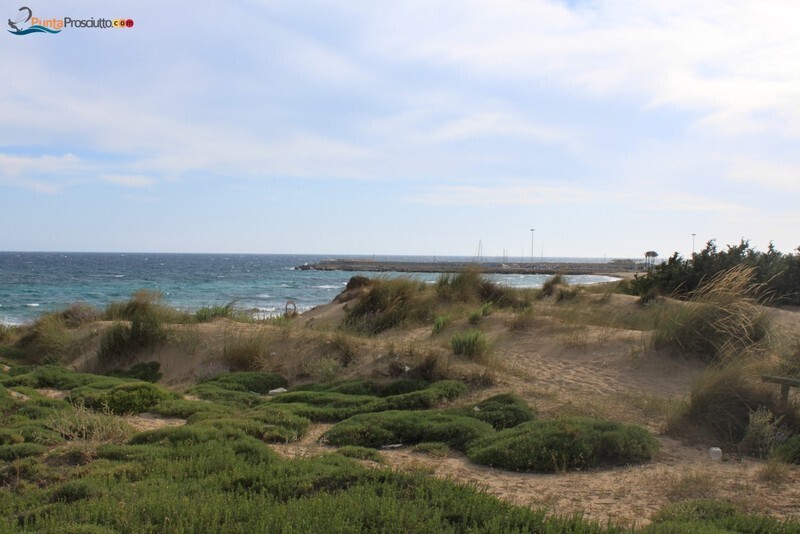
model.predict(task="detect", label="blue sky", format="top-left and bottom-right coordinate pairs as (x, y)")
top-left (2, 1), bottom-right (799, 258)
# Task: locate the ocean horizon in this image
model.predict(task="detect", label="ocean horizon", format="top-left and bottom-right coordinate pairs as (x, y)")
top-left (0, 252), bottom-right (621, 325)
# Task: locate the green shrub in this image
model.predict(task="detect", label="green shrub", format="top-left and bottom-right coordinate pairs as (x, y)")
top-left (184, 383), bottom-right (267, 408)
top-left (272, 381), bottom-right (466, 422)
top-left (447, 393), bottom-right (536, 430)
top-left (0, 442), bottom-right (47, 460)
top-left (739, 406), bottom-right (790, 458)
top-left (77, 382), bottom-right (178, 414)
top-left (151, 399), bottom-right (233, 419)
top-left (343, 277), bottom-right (434, 334)
top-left (467, 417), bottom-right (658, 472)
top-left (50, 479), bottom-right (106, 503)
top-left (201, 372), bottom-right (287, 394)
top-left (0, 429), bottom-right (24, 445)
top-left (450, 329), bottom-right (489, 361)
top-left (325, 410), bottom-right (494, 451)
top-left (774, 435), bottom-right (800, 464)
top-left (242, 407), bottom-right (310, 442)
top-left (436, 270), bottom-right (519, 307)
top-left (645, 498), bottom-right (797, 533)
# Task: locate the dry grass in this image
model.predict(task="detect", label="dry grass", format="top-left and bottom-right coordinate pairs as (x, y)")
top-left (652, 266), bottom-right (773, 362)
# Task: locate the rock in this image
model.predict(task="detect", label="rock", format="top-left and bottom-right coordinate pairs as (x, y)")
top-left (268, 387), bottom-right (288, 395)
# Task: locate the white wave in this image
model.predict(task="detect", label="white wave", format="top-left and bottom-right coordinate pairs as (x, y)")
top-left (26, 303), bottom-right (40, 307)
top-left (315, 284), bottom-right (341, 289)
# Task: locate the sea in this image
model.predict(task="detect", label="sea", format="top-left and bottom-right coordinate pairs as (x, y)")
top-left (0, 252), bottom-right (619, 325)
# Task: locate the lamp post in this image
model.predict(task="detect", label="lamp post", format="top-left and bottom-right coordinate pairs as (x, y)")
top-left (692, 233), bottom-right (696, 255)
top-left (530, 229), bottom-right (535, 264)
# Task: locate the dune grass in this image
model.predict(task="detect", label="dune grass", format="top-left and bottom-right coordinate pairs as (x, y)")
top-left (652, 266), bottom-right (772, 362)
top-left (451, 329), bottom-right (489, 361)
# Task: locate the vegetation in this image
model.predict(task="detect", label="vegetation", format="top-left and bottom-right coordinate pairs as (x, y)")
top-left (651, 266), bottom-right (771, 362)
top-left (674, 365), bottom-right (796, 444)
top-left (446, 393), bottom-right (536, 430)
top-left (325, 410), bottom-right (494, 450)
top-left (450, 329), bottom-right (489, 361)
top-left (630, 239), bottom-right (800, 305)
top-left (343, 277), bottom-right (434, 334)
top-left (645, 499), bottom-right (799, 533)
top-left (466, 417), bottom-right (659, 472)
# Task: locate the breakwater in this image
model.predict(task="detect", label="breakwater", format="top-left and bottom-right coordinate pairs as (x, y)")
top-left (296, 259), bottom-right (642, 276)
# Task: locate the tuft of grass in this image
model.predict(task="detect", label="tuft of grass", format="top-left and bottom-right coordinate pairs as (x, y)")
top-left (195, 303), bottom-right (239, 323)
top-left (432, 314), bottom-right (450, 335)
top-left (468, 310), bottom-right (483, 325)
top-left (344, 277), bottom-right (434, 335)
top-left (222, 330), bottom-right (270, 371)
top-left (302, 357), bottom-right (342, 382)
top-left (467, 416), bottom-right (659, 473)
top-left (45, 403), bottom-right (135, 443)
top-left (652, 266), bottom-right (772, 362)
top-left (58, 303), bottom-right (101, 328)
top-left (16, 315), bottom-right (77, 364)
top-left (450, 329), bottom-right (489, 362)
top-left (674, 365), bottom-right (794, 444)
top-left (538, 274), bottom-right (566, 299)
top-left (436, 270), bottom-right (524, 307)
top-left (97, 292), bottom-right (176, 365)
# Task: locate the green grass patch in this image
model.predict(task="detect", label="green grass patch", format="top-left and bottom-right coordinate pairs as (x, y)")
top-left (467, 416), bottom-right (659, 472)
top-left (432, 314), bottom-right (450, 334)
top-left (450, 329), bottom-right (489, 361)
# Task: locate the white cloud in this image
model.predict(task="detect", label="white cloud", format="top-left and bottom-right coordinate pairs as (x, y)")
top-left (727, 158), bottom-right (800, 192)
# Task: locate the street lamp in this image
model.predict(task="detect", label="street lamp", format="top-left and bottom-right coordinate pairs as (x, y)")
top-left (530, 229), bottom-right (535, 264)
top-left (692, 233), bottom-right (696, 255)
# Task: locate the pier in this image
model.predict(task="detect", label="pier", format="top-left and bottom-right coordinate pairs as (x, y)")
top-left (296, 259), bottom-right (643, 276)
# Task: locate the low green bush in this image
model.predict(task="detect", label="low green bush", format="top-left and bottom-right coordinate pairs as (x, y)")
top-left (447, 393), bottom-right (536, 430)
top-left (50, 479), bottom-right (106, 504)
top-left (272, 380), bottom-right (466, 422)
top-left (0, 442), bottom-right (47, 460)
top-left (200, 372), bottom-right (287, 394)
top-left (150, 399), bottom-right (233, 419)
top-left (75, 382), bottom-right (178, 414)
top-left (468, 310), bottom-right (483, 325)
top-left (325, 410), bottom-right (494, 451)
top-left (467, 417), bottom-right (658, 472)
top-left (184, 383), bottom-right (267, 408)
top-left (645, 499), bottom-right (798, 533)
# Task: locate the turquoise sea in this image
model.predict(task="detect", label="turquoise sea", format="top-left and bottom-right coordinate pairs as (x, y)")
top-left (0, 252), bottom-right (618, 325)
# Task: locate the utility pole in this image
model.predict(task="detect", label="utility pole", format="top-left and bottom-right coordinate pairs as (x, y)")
top-left (530, 229), bottom-right (535, 264)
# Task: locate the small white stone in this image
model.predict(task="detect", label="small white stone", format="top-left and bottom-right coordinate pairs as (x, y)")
top-left (268, 387), bottom-right (288, 395)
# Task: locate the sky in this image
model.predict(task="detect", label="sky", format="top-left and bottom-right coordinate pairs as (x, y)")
top-left (1, 1), bottom-right (799, 259)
